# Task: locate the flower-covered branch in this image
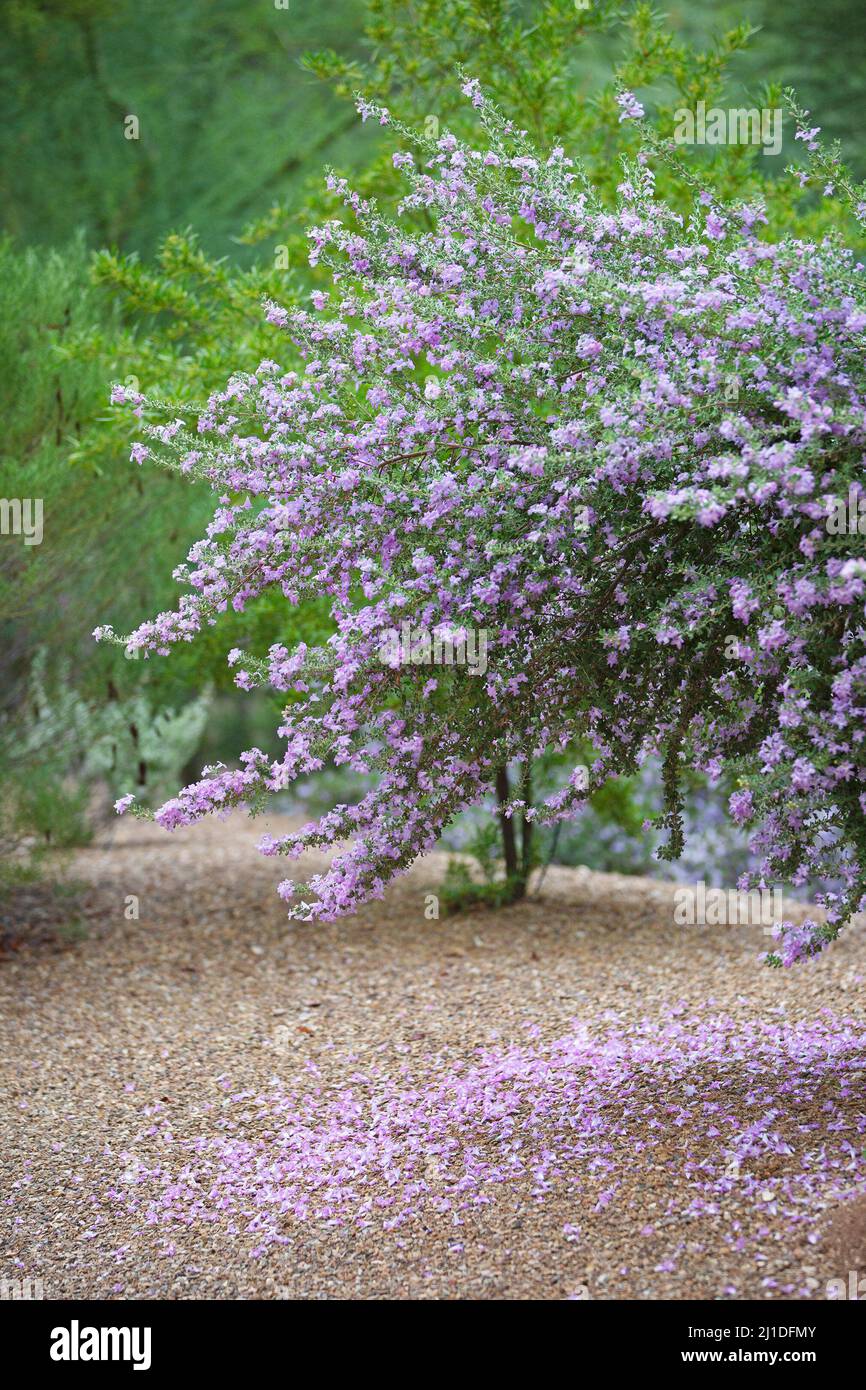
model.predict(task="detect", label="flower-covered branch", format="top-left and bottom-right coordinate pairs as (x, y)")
top-left (97, 84), bottom-right (866, 961)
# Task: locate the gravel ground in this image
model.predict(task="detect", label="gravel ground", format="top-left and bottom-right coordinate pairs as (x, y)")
top-left (2, 813), bottom-right (866, 1302)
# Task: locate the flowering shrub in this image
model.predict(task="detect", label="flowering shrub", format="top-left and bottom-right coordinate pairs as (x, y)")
top-left (97, 83), bottom-right (866, 962)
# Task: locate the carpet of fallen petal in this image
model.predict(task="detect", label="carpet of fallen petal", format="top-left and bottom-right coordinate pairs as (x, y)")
top-left (2, 813), bottom-right (866, 1300)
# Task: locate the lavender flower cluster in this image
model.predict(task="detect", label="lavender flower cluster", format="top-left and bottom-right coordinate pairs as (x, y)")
top-left (96, 83), bottom-right (866, 961)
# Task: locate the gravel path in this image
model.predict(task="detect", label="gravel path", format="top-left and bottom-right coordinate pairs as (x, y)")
top-left (2, 814), bottom-right (866, 1301)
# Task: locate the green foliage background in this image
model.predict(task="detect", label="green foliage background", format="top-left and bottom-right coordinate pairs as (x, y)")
top-left (2, 0), bottom-right (866, 880)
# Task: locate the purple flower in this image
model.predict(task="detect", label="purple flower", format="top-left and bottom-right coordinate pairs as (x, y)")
top-left (616, 91), bottom-right (645, 122)
top-left (728, 790), bottom-right (754, 825)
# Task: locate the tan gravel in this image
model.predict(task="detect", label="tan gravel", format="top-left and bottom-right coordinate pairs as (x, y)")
top-left (1, 813), bottom-right (865, 1301)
